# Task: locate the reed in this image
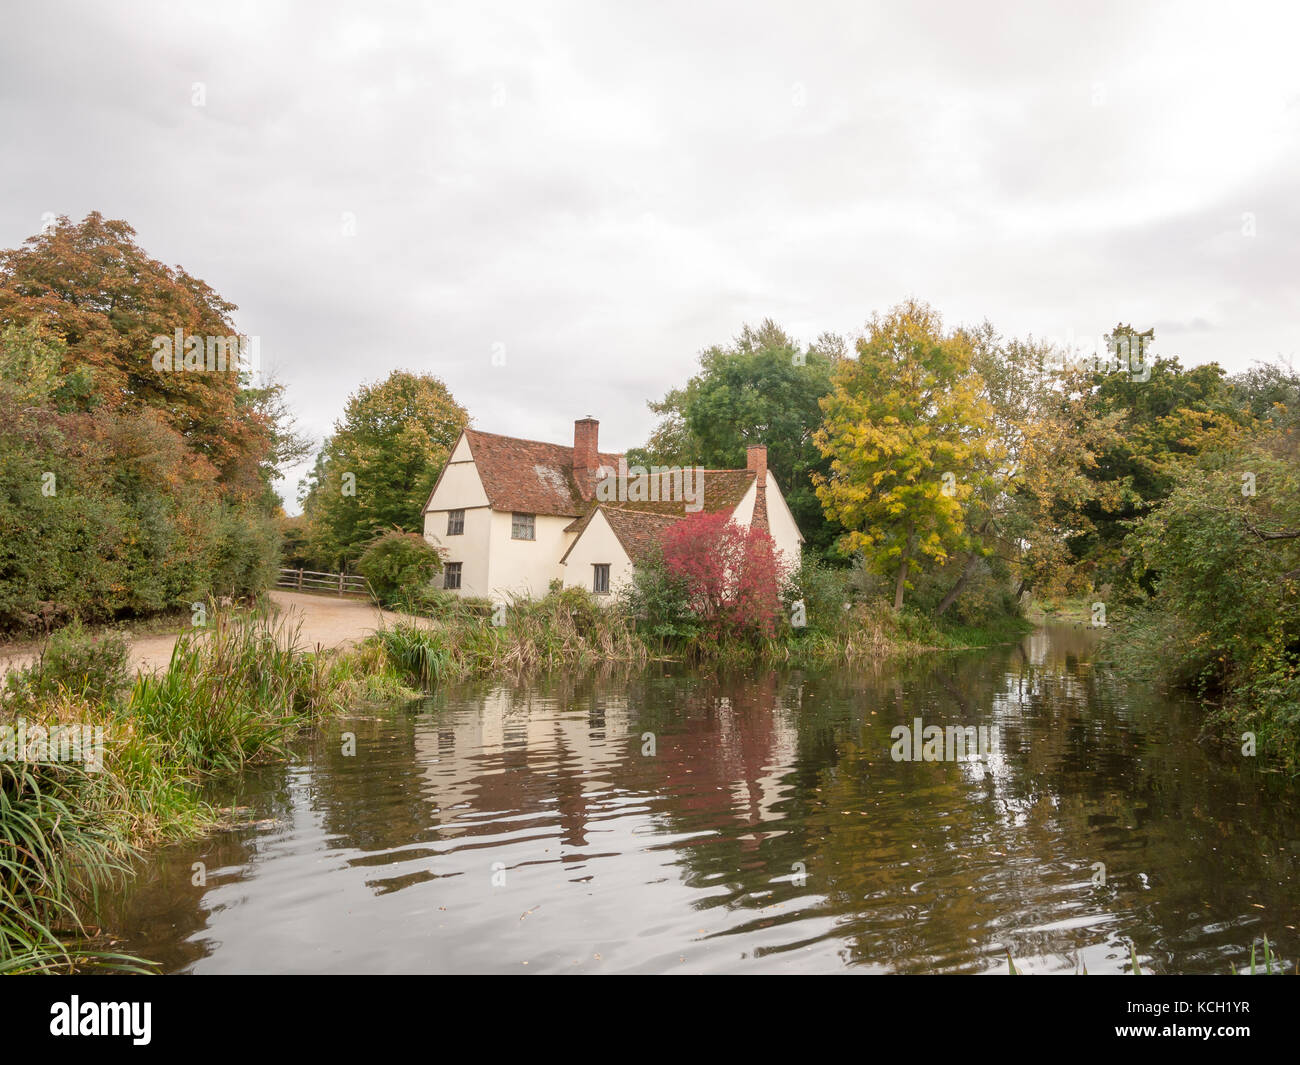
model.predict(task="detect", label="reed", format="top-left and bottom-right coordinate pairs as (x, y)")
top-left (128, 606), bottom-right (346, 773)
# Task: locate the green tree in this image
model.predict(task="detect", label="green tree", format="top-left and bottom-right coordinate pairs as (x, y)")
top-left (0, 225), bottom-right (287, 634)
top-left (1075, 351), bottom-right (1249, 594)
top-left (302, 371), bottom-right (468, 570)
top-left (1123, 422), bottom-right (1300, 764)
top-left (633, 319), bottom-right (844, 557)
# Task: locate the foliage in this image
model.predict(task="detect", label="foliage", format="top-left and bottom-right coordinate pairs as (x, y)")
top-left (0, 213), bottom-right (304, 500)
top-left (1111, 426), bottom-right (1300, 766)
top-left (0, 606), bottom-right (352, 971)
top-left (620, 543), bottom-right (703, 646)
top-left (907, 556), bottom-right (1022, 628)
top-left (782, 554), bottom-right (858, 638)
top-left (632, 319), bottom-right (846, 558)
top-left (0, 219), bottom-right (288, 636)
top-left (371, 587), bottom-right (646, 682)
top-left (128, 607), bottom-right (346, 773)
top-left (356, 530), bottom-right (443, 606)
top-left (0, 757), bottom-right (138, 974)
top-left (814, 300), bottom-right (1002, 610)
top-left (299, 370), bottom-right (468, 570)
top-left (2, 622), bottom-right (129, 710)
top-left (660, 511), bottom-right (784, 641)
top-left (1074, 354), bottom-right (1250, 595)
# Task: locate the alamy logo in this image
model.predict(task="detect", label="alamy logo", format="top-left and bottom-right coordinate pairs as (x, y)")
top-left (151, 329), bottom-right (261, 377)
top-left (596, 458), bottom-right (704, 512)
top-left (0, 718), bottom-right (104, 771)
top-left (890, 718), bottom-right (999, 762)
top-left (49, 997), bottom-right (151, 1045)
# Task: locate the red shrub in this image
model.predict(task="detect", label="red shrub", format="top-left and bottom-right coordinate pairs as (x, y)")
top-left (660, 512), bottom-right (783, 640)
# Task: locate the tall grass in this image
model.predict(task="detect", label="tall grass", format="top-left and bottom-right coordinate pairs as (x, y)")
top-left (370, 587), bottom-right (647, 688)
top-left (0, 759), bottom-right (123, 973)
top-left (1, 605), bottom-right (351, 970)
top-left (129, 606), bottom-right (346, 773)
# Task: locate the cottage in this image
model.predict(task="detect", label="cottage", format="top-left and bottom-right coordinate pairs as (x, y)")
top-left (421, 418), bottom-right (802, 602)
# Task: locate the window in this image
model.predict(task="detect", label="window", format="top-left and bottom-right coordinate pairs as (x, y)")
top-left (446, 509), bottom-right (464, 536)
top-left (593, 563), bottom-right (610, 594)
top-left (444, 562), bottom-right (462, 590)
top-left (511, 513), bottom-right (535, 540)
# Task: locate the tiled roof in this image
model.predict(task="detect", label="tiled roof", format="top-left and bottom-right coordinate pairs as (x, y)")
top-left (602, 507), bottom-right (681, 565)
top-left (559, 505), bottom-right (681, 566)
top-left (559, 467), bottom-right (758, 565)
top-left (461, 429), bottom-right (623, 517)
top-left (562, 469), bottom-right (755, 526)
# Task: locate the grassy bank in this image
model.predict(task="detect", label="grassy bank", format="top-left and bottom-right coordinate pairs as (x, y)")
top-left (0, 607), bottom-right (364, 973)
top-left (370, 583), bottom-right (1031, 684)
top-left (1099, 606), bottom-right (1300, 773)
top-left (0, 591), bottom-right (652, 970)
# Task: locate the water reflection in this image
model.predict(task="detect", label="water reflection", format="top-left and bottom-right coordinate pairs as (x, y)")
top-left (97, 624), bottom-right (1300, 973)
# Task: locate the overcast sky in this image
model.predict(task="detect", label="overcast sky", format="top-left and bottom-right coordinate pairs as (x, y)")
top-left (3, 0), bottom-right (1297, 512)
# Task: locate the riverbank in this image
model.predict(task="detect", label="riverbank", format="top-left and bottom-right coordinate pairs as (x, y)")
top-left (0, 590), bottom-right (420, 679)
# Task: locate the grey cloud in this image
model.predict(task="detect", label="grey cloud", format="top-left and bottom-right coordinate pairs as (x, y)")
top-left (1, 0), bottom-right (1296, 509)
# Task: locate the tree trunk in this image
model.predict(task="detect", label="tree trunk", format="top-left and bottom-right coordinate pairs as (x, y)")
top-left (893, 526), bottom-right (916, 611)
top-left (893, 557), bottom-right (909, 611)
top-left (935, 519), bottom-right (995, 617)
top-left (935, 553), bottom-right (980, 616)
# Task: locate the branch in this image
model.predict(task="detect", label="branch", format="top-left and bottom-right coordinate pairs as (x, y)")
top-left (1243, 515), bottom-right (1300, 542)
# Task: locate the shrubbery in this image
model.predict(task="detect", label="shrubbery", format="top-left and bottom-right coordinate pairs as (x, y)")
top-left (1105, 433), bottom-right (1300, 767)
top-left (0, 385), bottom-right (281, 634)
top-left (355, 530), bottom-right (443, 607)
top-left (0, 213), bottom-right (295, 636)
top-left (658, 512), bottom-right (783, 641)
top-left (1, 621), bottom-right (129, 710)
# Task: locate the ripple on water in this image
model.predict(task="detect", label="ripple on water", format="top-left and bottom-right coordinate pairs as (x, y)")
top-left (95, 625), bottom-right (1300, 974)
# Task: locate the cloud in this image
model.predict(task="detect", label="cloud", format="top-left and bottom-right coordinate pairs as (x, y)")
top-left (2, 0), bottom-right (1297, 511)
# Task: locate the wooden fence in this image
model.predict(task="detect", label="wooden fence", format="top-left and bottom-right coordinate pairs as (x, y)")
top-left (276, 568), bottom-right (372, 599)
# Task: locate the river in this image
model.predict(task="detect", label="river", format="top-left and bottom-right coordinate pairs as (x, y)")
top-left (96, 623), bottom-right (1299, 973)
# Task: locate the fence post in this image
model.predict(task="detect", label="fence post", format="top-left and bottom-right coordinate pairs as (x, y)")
top-left (338, 572), bottom-right (345, 595)
top-left (297, 569), bottom-right (304, 590)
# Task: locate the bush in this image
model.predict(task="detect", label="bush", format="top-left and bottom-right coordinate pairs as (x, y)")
top-left (356, 530), bottom-right (443, 607)
top-left (0, 388), bottom-right (281, 635)
top-left (2, 621), bottom-right (129, 710)
top-left (1109, 441), bottom-right (1300, 766)
top-left (906, 556), bottom-right (1021, 628)
top-left (783, 555), bottom-right (857, 637)
top-left (620, 546), bottom-right (702, 646)
top-left (660, 512), bottom-right (784, 641)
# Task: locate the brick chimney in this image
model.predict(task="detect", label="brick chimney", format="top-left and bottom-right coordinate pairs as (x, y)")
top-left (747, 445), bottom-right (770, 534)
top-left (573, 417), bottom-right (599, 500)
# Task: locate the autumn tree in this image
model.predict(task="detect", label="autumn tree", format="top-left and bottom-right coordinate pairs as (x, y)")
top-left (1118, 368), bottom-right (1300, 765)
top-left (660, 511), bottom-right (784, 640)
top-left (0, 323), bottom-right (276, 631)
top-left (814, 301), bottom-right (1001, 611)
top-left (0, 213), bottom-right (303, 501)
top-left (0, 216), bottom-right (298, 633)
top-left (301, 370), bottom-right (469, 570)
top-left (1072, 351), bottom-right (1251, 595)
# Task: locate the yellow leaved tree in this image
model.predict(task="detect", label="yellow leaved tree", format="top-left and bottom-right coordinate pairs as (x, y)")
top-left (813, 300), bottom-right (1002, 611)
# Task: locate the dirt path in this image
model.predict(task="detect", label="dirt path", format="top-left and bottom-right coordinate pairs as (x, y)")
top-left (0, 590), bottom-right (420, 678)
